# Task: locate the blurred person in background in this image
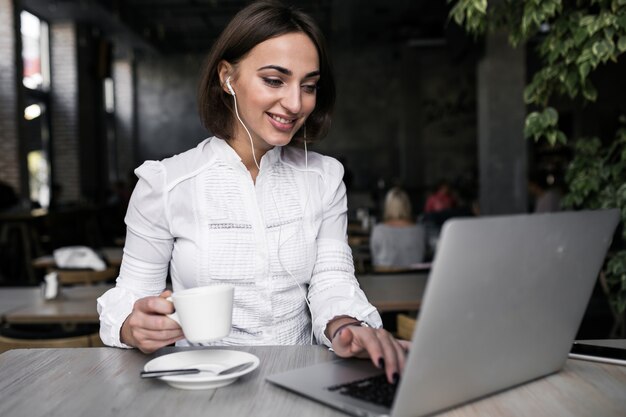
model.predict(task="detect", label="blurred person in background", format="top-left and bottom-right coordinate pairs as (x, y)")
top-left (423, 180), bottom-right (456, 214)
top-left (370, 187), bottom-right (426, 271)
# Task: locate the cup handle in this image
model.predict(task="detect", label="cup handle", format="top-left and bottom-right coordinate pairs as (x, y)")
top-left (165, 296), bottom-right (181, 326)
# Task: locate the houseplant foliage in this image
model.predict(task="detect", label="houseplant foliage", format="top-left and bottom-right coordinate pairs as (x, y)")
top-left (448, 0), bottom-right (626, 329)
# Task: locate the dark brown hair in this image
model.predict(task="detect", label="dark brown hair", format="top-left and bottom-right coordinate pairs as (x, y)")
top-left (197, 0), bottom-right (335, 143)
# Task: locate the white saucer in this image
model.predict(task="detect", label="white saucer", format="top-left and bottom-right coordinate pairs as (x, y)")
top-left (143, 350), bottom-right (260, 390)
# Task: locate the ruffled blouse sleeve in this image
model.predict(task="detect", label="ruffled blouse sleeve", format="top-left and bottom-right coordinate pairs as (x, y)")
top-left (307, 157), bottom-right (382, 347)
top-left (97, 161), bottom-right (174, 348)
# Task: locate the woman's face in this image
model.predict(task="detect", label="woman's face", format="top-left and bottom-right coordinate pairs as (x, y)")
top-left (223, 32), bottom-right (320, 151)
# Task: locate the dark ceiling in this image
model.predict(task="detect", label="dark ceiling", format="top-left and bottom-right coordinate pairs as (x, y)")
top-left (104, 0), bottom-right (334, 54)
top-left (21, 0), bottom-right (451, 55)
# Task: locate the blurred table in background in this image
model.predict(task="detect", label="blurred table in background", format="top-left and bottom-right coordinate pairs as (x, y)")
top-left (0, 285), bottom-right (109, 352)
top-left (357, 271), bottom-right (428, 313)
top-left (0, 287), bottom-right (42, 319)
top-left (348, 222), bottom-right (372, 273)
top-left (1, 285), bottom-right (112, 324)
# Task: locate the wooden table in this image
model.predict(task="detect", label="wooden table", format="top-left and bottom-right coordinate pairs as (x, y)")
top-left (0, 271), bottom-right (426, 324)
top-left (2, 285), bottom-right (112, 324)
top-left (358, 272), bottom-right (428, 312)
top-left (0, 287), bottom-right (41, 319)
top-left (0, 343), bottom-right (625, 417)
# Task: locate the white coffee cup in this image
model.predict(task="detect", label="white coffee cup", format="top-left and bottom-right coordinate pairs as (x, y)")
top-left (167, 285), bottom-right (234, 343)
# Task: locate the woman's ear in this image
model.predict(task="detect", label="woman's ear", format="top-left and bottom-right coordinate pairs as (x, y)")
top-left (218, 61), bottom-right (233, 95)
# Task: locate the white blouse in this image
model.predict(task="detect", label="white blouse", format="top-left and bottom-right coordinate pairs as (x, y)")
top-left (97, 137), bottom-right (381, 348)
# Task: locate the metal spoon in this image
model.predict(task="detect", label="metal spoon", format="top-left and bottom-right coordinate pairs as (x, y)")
top-left (141, 361), bottom-right (255, 378)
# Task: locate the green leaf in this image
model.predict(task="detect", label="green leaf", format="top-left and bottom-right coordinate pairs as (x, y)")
top-left (618, 36), bottom-right (626, 52)
top-left (475, 0), bottom-right (487, 15)
top-left (542, 1), bottom-right (556, 16)
top-left (574, 28), bottom-right (588, 46)
top-left (580, 15), bottom-right (595, 28)
top-left (605, 38), bottom-right (616, 58)
top-left (592, 39), bottom-right (610, 56)
top-left (576, 48), bottom-right (594, 65)
top-left (600, 11), bottom-right (615, 28)
top-left (451, 5), bottom-right (465, 26)
top-left (605, 27), bottom-right (615, 40)
top-left (524, 112), bottom-right (543, 139)
top-left (544, 107), bottom-right (559, 126)
top-left (578, 62), bottom-right (591, 80)
top-left (583, 81), bottom-right (598, 101)
top-left (564, 71), bottom-right (578, 94)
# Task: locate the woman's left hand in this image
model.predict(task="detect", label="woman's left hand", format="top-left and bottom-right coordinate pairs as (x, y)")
top-left (331, 324), bottom-right (411, 384)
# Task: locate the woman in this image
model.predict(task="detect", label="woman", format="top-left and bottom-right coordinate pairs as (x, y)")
top-left (423, 180), bottom-right (456, 214)
top-left (97, 0), bottom-right (408, 383)
top-left (370, 187), bottom-right (426, 270)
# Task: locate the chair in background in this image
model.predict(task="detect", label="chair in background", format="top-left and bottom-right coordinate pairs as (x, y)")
top-left (396, 313), bottom-right (417, 341)
top-left (0, 209), bottom-right (47, 285)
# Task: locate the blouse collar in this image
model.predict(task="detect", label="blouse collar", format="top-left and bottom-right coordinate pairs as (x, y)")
top-left (209, 136), bottom-right (281, 169)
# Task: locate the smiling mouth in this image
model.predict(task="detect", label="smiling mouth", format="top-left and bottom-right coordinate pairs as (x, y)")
top-left (267, 113), bottom-right (296, 125)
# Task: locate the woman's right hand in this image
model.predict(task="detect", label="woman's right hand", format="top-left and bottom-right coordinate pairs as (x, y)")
top-left (120, 290), bottom-right (184, 353)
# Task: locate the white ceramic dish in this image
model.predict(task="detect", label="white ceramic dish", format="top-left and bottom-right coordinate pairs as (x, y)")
top-left (143, 350), bottom-right (260, 390)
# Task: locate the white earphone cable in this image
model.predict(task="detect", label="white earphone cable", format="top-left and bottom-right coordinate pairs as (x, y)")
top-left (271, 132), bottom-right (314, 344)
top-left (230, 85), bottom-right (314, 344)
top-left (231, 87), bottom-right (260, 171)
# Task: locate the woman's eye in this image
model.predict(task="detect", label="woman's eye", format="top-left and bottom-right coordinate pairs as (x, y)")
top-left (262, 78), bottom-right (283, 87)
top-left (302, 84), bottom-right (318, 94)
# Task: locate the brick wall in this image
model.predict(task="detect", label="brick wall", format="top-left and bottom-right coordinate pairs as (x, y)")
top-left (50, 22), bottom-right (80, 202)
top-left (0, 0), bottom-right (20, 192)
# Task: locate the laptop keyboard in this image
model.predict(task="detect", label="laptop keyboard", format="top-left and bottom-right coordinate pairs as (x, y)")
top-left (327, 374), bottom-right (397, 408)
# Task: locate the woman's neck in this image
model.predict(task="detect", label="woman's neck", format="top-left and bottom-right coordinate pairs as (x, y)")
top-left (227, 134), bottom-right (272, 181)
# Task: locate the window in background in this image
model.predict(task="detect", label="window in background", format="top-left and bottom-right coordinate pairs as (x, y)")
top-left (103, 76), bottom-right (119, 182)
top-left (27, 149), bottom-right (50, 208)
top-left (104, 77), bottom-right (115, 113)
top-left (24, 101), bottom-right (50, 208)
top-left (21, 10), bottom-right (51, 208)
top-left (21, 10), bottom-right (50, 91)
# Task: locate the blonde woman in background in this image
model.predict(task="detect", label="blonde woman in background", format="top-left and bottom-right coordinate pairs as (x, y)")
top-left (370, 187), bottom-right (426, 271)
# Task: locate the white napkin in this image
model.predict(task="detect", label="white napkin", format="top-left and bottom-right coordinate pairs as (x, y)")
top-left (53, 246), bottom-right (107, 271)
top-left (42, 271), bottom-right (59, 300)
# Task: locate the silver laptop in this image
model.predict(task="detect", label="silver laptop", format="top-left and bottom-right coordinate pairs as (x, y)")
top-left (267, 209), bottom-right (619, 417)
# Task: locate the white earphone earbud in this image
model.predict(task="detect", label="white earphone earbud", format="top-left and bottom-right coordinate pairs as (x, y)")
top-left (226, 76), bottom-right (235, 96)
